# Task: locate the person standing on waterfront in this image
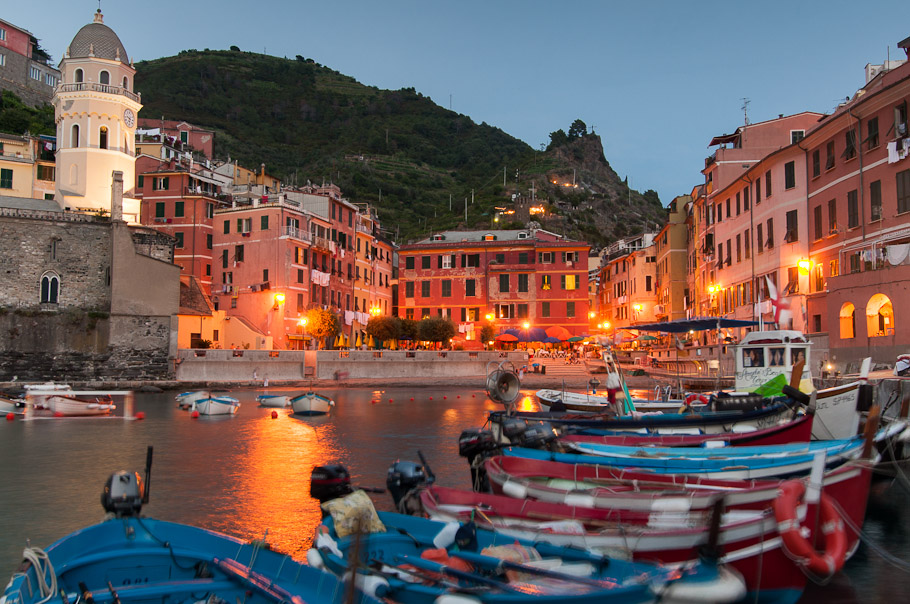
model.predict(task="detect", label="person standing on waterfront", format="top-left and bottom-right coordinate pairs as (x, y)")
top-left (606, 370), bottom-right (622, 415)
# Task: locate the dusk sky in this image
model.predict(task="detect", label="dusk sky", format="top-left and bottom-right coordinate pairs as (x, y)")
top-left (6, 1), bottom-right (909, 205)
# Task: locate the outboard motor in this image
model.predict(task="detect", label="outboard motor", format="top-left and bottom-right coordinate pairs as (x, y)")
top-left (500, 417), bottom-right (528, 444)
top-left (102, 471), bottom-right (144, 517)
top-left (387, 460), bottom-right (430, 513)
top-left (518, 422), bottom-right (559, 449)
top-left (310, 464), bottom-right (353, 504)
top-left (458, 428), bottom-right (498, 492)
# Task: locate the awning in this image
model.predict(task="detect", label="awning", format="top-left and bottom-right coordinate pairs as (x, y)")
top-left (629, 317), bottom-right (759, 334)
top-left (709, 133), bottom-right (740, 146)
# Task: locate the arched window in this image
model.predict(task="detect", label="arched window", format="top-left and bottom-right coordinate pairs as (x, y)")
top-left (122, 76), bottom-right (129, 90)
top-left (40, 273), bottom-right (60, 304)
top-left (866, 294), bottom-right (894, 337)
top-left (71, 124), bottom-right (80, 148)
top-left (839, 303), bottom-right (855, 339)
top-left (99, 126), bottom-right (108, 150)
top-left (99, 70), bottom-right (110, 85)
top-left (74, 68), bottom-right (83, 83)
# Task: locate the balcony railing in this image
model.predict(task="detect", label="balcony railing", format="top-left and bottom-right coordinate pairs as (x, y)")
top-left (356, 223), bottom-right (372, 235)
top-left (312, 235), bottom-right (331, 250)
top-left (58, 82), bottom-right (140, 102)
top-left (282, 226), bottom-right (312, 243)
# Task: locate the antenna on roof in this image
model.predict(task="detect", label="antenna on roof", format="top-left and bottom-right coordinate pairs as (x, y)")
top-left (741, 98), bottom-right (751, 126)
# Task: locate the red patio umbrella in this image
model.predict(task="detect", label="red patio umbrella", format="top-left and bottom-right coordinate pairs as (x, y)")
top-left (545, 326), bottom-right (573, 341)
top-left (495, 333), bottom-right (519, 342)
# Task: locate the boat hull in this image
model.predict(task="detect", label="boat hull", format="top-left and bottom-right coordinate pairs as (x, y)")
top-left (175, 390), bottom-right (210, 409)
top-left (424, 462), bottom-right (871, 603)
top-left (256, 394), bottom-right (290, 408)
top-left (194, 397), bottom-right (240, 415)
top-left (2, 516), bottom-right (379, 604)
top-left (291, 392), bottom-right (333, 415)
top-left (44, 395), bottom-right (115, 417)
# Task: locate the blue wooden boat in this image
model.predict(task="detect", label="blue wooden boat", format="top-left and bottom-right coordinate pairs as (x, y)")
top-left (504, 434), bottom-right (867, 479)
top-left (2, 454), bottom-right (380, 604)
top-left (309, 505), bottom-right (746, 603)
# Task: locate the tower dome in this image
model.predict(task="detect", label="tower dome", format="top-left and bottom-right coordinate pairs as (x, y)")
top-left (66, 10), bottom-right (129, 64)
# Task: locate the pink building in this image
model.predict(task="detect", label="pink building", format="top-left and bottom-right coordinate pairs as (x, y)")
top-left (805, 40), bottom-right (910, 369)
top-left (699, 113), bottom-right (824, 336)
top-left (136, 118), bottom-right (215, 160)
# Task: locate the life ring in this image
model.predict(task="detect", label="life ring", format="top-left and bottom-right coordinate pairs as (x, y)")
top-left (684, 393), bottom-right (709, 406)
top-left (773, 479), bottom-right (848, 578)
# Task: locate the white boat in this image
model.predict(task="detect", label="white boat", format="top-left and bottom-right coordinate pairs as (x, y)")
top-left (23, 382), bottom-right (72, 409)
top-left (290, 392), bottom-right (334, 415)
top-left (535, 388), bottom-right (689, 414)
top-left (44, 395), bottom-right (116, 417)
top-left (175, 390), bottom-right (210, 409)
top-left (733, 330), bottom-right (868, 440)
top-left (256, 394), bottom-right (291, 407)
top-left (193, 396), bottom-right (240, 415)
top-left (0, 395), bottom-right (24, 414)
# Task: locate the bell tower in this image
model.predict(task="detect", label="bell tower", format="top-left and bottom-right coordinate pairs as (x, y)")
top-left (54, 9), bottom-right (142, 223)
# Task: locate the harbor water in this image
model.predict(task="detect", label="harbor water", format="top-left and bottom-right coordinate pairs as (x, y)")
top-left (1, 387), bottom-right (909, 603)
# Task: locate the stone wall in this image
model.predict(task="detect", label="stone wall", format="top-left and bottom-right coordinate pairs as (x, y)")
top-left (0, 49), bottom-right (57, 108)
top-left (0, 210), bottom-right (112, 310)
top-left (0, 312), bottom-right (173, 381)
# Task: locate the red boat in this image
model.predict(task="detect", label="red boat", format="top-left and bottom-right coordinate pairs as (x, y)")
top-left (560, 413), bottom-right (813, 448)
top-left (422, 459), bottom-right (873, 604)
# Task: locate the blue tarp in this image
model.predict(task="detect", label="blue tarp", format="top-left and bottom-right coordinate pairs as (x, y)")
top-left (628, 317), bottom-right (759, 334)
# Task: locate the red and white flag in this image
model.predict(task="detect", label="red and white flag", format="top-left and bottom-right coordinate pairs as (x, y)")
top-left (766, 276), bottom-right (791, 326)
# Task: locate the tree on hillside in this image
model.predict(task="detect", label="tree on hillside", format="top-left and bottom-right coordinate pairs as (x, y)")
top-left (365, 316), bottom-right (400, 347)
top-left (547, 129), bottom-right (568, 150)
top-left (305, 308), bottom-right (341, 349)
top-left (643, 189), bottom-right (662, 206)
top-left (568, 119), bottom-right (588, 139)
top-left (418, 317), bottom-right (456, 346)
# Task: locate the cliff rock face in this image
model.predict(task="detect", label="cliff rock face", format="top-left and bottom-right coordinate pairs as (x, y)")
top-left (525, 135), bottom-right (666, 248)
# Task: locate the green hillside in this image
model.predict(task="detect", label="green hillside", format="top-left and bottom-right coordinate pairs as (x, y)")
top-left (0, 49), bottom-right (666, 247)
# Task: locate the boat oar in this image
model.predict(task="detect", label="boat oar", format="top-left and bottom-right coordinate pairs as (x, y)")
top-left (394, 554), bottom-right (522, 592)
top-left (450, 550), bottom-right (609, 588)
top-left (368, 558), bottom-right (463, 590)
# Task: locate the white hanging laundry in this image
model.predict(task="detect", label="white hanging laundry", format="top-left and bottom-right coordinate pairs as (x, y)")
top-left (888, 141), bottom-right (901, 163)
top-left (887, 244), bottom-right (910, 266)
top-left (344, 310), bottom-right (355, 326)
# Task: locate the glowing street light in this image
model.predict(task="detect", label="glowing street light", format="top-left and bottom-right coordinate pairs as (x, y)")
top-left (797, 258), bottom-right (813, 275)
top-left (485, 313), bottom-right (495, 322)
top-left (522, 321), bottom-right (530, 330)
top-left (273, 293), bottom-right (286, 304)
top-left (298, 317), bottom-right (308, 327)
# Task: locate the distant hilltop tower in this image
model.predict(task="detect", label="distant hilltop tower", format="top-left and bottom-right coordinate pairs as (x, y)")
top-left (54, 9), bottom-right (142, 222)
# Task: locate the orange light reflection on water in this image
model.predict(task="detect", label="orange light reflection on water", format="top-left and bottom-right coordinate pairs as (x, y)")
top-left (227, 413), bottom-right (340, 558)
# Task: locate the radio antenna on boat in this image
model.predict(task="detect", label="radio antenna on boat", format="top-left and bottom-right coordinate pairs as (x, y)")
top-left (143, 446), bottom-right (153, 503)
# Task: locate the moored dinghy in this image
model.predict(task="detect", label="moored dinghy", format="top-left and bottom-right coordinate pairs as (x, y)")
top-left (192, 396), bottom-right (240, 415)
top-left (175, 390), bottom-right (209, 409)
top-left (291, 391), bottom-right (334, 415)
top-left (255, 393), bottom-right (290, 407)
top-left (44, 394), bottom-right (116, 417)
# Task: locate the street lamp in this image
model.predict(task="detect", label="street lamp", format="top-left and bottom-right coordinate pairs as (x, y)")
top-left (273, 292), bottom-right (285, 310)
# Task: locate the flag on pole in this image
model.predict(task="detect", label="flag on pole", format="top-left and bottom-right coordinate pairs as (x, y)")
top-left (766, 276), bottom-right (791, 326)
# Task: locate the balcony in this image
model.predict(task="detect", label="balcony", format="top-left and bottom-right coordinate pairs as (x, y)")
top-left (312, 235), bottom-right (332, 251)
top-left (57, 82), bottom-right (140, 103)
top-left (282, 226), bottom-right (311, 243)
top-left (356, 223), bottom-right (372, 235)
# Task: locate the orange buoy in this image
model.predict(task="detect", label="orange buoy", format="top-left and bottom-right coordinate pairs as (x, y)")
top-left (389, 398), bottom-right (394, 403)
top-left (191, 410), bottom-right (200, 418)
top-left (472, 394), bottom-right (476, 398)
top-left (410, 397), bottom-right (415, 401)
top-left (429, 397), bottom-right (433, 400)
top-left (271, 410), bottom-right (278, 419)
top-left (457, 395), bottom-right (461, 398)
top-left (54, 411), bottom-right (64, 417)
top-left (5, 413), bottom-right (14, 421)
top-left (443, 396), bottom-right (447, 400)
top-left (371, 399), bottom-right (378, 405)
top-left (135, 411), bottom-right (146, 420)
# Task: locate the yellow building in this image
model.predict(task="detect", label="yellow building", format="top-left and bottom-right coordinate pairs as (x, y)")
top-left (654, 195), bottom-right (691, 322)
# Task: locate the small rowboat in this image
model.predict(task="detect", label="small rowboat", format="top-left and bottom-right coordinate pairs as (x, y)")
top-left (256, 394), bottom-right (290, 408)
top-left (504, 435), bottom-right (866, 480)
top-left (175, 390), bottom-right (209, 409)
top-left (291, 392), bottom-right (334, 415)
top-left (44, 395), bottom-right (116, 417)
top-left (193, 396), bottom-right (240, 415)
top-left (311, 500), bottom-right (746, 604)
top-left (420, 458), bottom-right (871, 604)
top-left (562, 413), bottom-right (813, 448)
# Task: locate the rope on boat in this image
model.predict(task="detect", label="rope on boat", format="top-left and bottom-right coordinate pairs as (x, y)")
top-left (19, 547), bottom-right (57, 604)
top-left (828, 486), bottom-right (910, 574)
